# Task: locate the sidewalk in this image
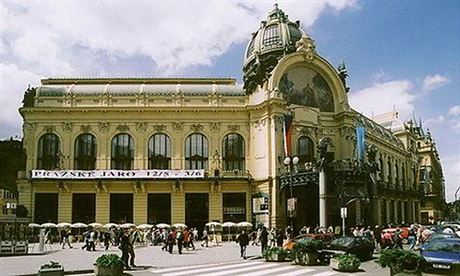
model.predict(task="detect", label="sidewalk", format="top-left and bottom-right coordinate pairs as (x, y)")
top-left (0, 241), bottom-right (261, 276)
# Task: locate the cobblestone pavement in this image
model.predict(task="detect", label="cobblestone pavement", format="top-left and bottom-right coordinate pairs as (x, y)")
top-left (0, 242), bottom-right (445, 276)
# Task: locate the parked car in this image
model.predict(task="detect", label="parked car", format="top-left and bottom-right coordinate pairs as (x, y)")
top-left (323, 236), bottom-right (374, 261)
top-left (382, 227), bottom-right (410, 244)
top-left (283, 233), bottom-right (334, 250)
top-left (420, 233), bottom-right (459, 250)
top-left (420, 238), bottom-right (460, 272)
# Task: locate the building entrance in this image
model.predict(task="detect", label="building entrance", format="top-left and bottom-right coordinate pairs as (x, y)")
top-left (185, 193), bottom-right (208, 233)
top-left (148, 193), bottom-right (171, 224)
top-left (34, 193), bottom-right (58, 223)
top-left (290, 186), bottom-right (319, 231)
top-left (110, 193), bottom-right (133, 223)
top-left (72, 193), bottom-right (95, 223)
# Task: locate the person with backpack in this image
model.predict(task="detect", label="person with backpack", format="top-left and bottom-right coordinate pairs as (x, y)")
top-left (236, 230), bottom-right (249, 259)
top-left (176, 229), bottom-right (184, 254)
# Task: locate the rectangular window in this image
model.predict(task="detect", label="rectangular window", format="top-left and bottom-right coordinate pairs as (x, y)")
top-left (147, 193), bottom-right (171, 224)
top-left (72, 193), bottom-right (96, 223)
top-left (223, 193), bottom-right (246, 222)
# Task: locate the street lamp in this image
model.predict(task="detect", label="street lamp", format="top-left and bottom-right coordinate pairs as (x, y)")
top-left (284, 156), bottom-right (299, 231)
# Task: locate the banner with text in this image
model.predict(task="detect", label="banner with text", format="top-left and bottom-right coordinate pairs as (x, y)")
top-left (31, 169), bottom-right (204, 179)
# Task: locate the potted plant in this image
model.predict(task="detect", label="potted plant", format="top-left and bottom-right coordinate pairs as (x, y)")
top-left (262, 247), bottom-right (288, 262)
top-left (377, 248), bottom-right (424, 276)
top-left (94, 253), bottom-right (125, 276)
top-left (290, 239), bottom-right (324, 265)
top-left (330, 253), bottom-right (361, 272)
top-left (38, 261), bottom-right (64, 276)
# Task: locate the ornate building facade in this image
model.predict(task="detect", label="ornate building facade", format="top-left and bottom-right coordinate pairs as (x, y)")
top-left (17, 5), bottom-right (444, 230)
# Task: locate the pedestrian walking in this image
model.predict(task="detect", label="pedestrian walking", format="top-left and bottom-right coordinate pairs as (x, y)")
top-left (103, 231), bottom-right (111, 250)
top-left (201, 228), bottom-right (208, 247)
top-left (177, 230), bottom-right (184, 254)
top-left (260, 227), bottom-right (268, 254)
top-left (120, 229), bottom-right (135, 269)
top-left (61, 228), bottom-right (72, 249)
top-left (236, 230), bottom-right (249, 259)
top-left (167, 228), bottom-right (176, 254)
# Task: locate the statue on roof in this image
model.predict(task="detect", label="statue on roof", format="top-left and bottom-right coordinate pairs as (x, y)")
top-left (337, 60), bottom-right (350, 93)
top-left (22, 85), bottom-right (36, 107)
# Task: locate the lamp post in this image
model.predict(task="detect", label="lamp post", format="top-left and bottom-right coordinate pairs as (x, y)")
top-left (284, 156), bottom-right (299, 230)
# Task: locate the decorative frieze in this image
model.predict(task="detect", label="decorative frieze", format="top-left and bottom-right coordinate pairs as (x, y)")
top-left (172, 122), bottom-right (184, 131)
top-left (136, 122), bottom-right (147, 132)
top-left (43, 125), bottom-right (56, 133)
top-left (62, 122), bottom-right (73, 132)
top-left (210, 123), bottom-right (220, 132)
top-left (190, 124), bottom-right (203, 132)
top-left (227, 124), bottom-right (240, 132)
top-left (116, 124), bottom-right (130, 132)
top-left (153, 124), bottom-right (167, 132)
top-left (98, 122), bottom-right (110, 133)
top-left (80, 125), bottom-right (92, 132)
top-left (23, 122), bottom-right (37, 133)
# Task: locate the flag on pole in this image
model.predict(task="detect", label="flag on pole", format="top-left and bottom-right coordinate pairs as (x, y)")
top-left (356, 126), bottom-right (365, 165)
top-left (283, 114), bottom-right (293, 156)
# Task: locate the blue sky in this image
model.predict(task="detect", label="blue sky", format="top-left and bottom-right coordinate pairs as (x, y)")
top-left (1, 1), bottom-right (459, 202)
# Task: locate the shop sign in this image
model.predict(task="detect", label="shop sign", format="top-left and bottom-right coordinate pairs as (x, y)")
top-left (31, 169), bottom-right (204, 179)
top-left (252, 197), bottom-right (269, 214)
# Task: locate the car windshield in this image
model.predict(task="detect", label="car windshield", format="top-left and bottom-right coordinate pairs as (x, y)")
top-left (331, 237), bottom-right (354, 246)
top-left (428, 233), bottom-right (457, 241)
top-left (426, 240), bottom-right (460, 253)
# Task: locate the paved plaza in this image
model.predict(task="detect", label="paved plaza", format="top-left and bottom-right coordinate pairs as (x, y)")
top-left (0, 241), bottom-right (395, 276)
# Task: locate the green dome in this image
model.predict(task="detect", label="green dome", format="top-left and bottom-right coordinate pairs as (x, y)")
top-left (243, 4), bottom-right (305, 94)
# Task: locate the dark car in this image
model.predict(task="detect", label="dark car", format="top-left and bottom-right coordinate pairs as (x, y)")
top-left (323, 236), bottom-right (374, 261)
top-left (283, 233), bottom-right (334, 250)
top-left (420, 238), bottom-right (460, 272)
top-left (420, 233), bottom-right (459, 251)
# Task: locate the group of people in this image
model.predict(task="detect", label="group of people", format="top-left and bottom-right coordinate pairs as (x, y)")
top-left (159, 227), bottom-right (198, 254)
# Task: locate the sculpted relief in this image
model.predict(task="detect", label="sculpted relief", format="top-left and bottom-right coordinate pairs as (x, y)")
top-left (279, 66), bottom-right (334, 112)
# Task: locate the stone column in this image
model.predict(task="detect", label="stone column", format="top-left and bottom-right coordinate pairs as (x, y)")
top-left (319, 168), bottom-right (327, 228)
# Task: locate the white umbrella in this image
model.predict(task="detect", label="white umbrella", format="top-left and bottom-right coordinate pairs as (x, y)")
top-left (205, 222), bottom-right (222, 227)
top-left (236, 221), bottom-right (253, 228)
top-left (71, 222), bottom-right (88, 228)
top-left (57, 222), bottom-right (72, 228)
top-left (89, 222), bottom-right (102, 228)
top-left (137, 224), bottom-right (153, 230)
top-left (172, 223), bottom-right (187, 229)
top-left (155, 223), bottom-right (170, 229)
top-left (120, 223), bottom-right (136, 228)
top-left (28, 223), bottom-right (41, 228)
top-left (103, 223), bottom-right (119, 229)
top-left (222, 222), bottom-right (236, 227)
top-left (41, 222), bottom-right (57, 228)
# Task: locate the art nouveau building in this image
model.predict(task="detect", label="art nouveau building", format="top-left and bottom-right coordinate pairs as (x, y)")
top-left (17, 5), bottom-right (443, 231)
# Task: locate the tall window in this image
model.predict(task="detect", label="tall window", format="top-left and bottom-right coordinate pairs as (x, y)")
top-left (263, 24), bottom-right (280, 46)
top-left (148, 133), bottom-right (171, 169)
top-left (111, 133), bottom-right (134, 169)
top-left (74, 133), bottom-right (97, 170)
top-left (297, 136), bottom-right (314, 164)
top-left (185, 133), bottom-right (208, 170)
top-left (37, 133), bottom-right (60, 170)
top-left (222, 133), bottom-right (245, 171)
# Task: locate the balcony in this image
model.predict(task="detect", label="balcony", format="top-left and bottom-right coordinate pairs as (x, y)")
top-left (207, 170), bottom-right (252, 179)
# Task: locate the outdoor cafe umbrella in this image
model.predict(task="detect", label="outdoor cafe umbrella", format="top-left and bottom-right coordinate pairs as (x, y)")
top-left (172, 223), bottom-right (187, 229)
top-left (137, 224), bottom-right (153, 230)
top-left (71, 222), bottom-right (88, 228)
top-left (103, 223), bottom-right (119, 229)
top-left (155, 223), bottom-right (170, 229)
top-left (222, 221), bottom-right (236, 241)
top-left (205, 222), bottom-right (222, 228)
top-left (57, 222), bottom-right (72, 228)
top-left (88, 222), bottom-right (102, 228)
top-left (28, 223), bottom-right (41, 228)
top-left (40, 222), bottom-right (57, 228)
top-left (120, 223), bottom-right (136, 229)
top-left (236, 221), bottom-right (253, 228)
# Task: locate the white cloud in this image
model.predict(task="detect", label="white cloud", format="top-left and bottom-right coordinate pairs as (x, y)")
top-left (424, 115), bottom-right (445, 128)
top-left (442, 155), bottom-right (460, 202)
top-left (423, 74), bottom-right (450, 91)
top-left (0, 63), bottom-right (42, 138)
top-left (448, 105), bottom-right (460, 116)
top-left (349, 80), bottom-right (415, 120)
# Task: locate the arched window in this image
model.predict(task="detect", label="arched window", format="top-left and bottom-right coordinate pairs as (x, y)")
top-left (111, 133), bottom-right (134, 169)
top-left (297, 136), bottom-right (314, 164)
top-left (263, 24), bottom-right (280, 46)
top-left (222, 133), bottom-right (245, 171)
top-left (74, 133), bottom-right (97, 170)
top-left (148, 133), bottom-right (171, 169)
top-left (37, 133), bottom-right (60, 170)
top-left (185, 133), bottom-right (208, 170)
